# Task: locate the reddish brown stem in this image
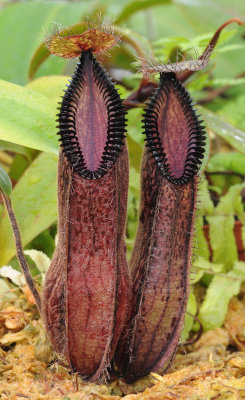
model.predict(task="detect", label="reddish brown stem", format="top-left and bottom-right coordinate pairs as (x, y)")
top-left (179, 312), bottom-right (203, 346)
top-left (178, 18), bottom-right (243, 83)
top-left (0, 189), bottom-right (41, 313)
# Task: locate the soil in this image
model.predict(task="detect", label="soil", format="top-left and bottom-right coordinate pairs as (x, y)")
top-left (0, 284), bottom-right (245, 400)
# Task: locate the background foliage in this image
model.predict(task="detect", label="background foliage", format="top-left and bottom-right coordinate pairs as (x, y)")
top-left (0, 0), bottom-right (245, 340)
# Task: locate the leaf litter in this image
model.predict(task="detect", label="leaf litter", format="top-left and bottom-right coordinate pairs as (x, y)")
top-left (1, 278), bottom-right (245, 399)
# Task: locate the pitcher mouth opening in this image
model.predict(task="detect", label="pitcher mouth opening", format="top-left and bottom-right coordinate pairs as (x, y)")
top-left (143, 72), bottom-right (206, 185)
top-left (57, 51), bottom-right (126, 180)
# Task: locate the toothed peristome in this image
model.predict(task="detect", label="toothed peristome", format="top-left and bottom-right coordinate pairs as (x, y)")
top-left (57, 51), bottom-right (127, 180)
top-left (143, 72), bottom-right (206, 185)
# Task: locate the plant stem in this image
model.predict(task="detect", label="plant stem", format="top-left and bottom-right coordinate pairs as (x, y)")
top-left (0, 189), bottom-right (42, 314)
top-left (179, 312), bottom-right (203, 347)
top-left (178, 18), bottom-right (243, 83)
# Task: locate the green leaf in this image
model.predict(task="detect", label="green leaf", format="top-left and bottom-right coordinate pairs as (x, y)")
top-left (198, 261), bottom-right (245, 331)
top-left (0, 79), bottom-right (58, 154)
top-left (24, 250), bottom-right (50, 276)
top-left (0, 152), bottom-right (58, 266)
top-left (0, 140), bottom-right (34, 163)
top-left (200, 106), bottom-right (245, 153)
top-left (181, 291), bottom-right (197, 341)
top-left (0, 165), bottom-right (12, 198)
top-left (215, 183), bottom-right (245, 218)
top-left (117, 0), bottom-right (171, 24)
top-left (127, 136), bottom-right (143, 171)
top-left (127, 166), bottom-right (140, 253)
top-left (208, 77), bottom-right (245, 87)
top-left (242, 226), bottom-right (245, 250)
top-left (191, 255), bottom-right (205, 284)
top-left (197, 177), bottom-right (214, 216)
top-left (215, 44), bottom-right (245, 55)
top-left (0, 2), bottom-right (95, 84)
top-left (195, 216), bottom-right (210, 260)
top-left (207, 215), bottom-right (238, 271)
top-left (10, 155), bottom-right (29, 182)
top-left (193, 257), bottom-right (224, 276)
top-left (26, 229), bottom-right (55, 259)
top-left (218, 94), bottom-right (245, 132)
top-left (127, 108), bottom-right (145, 146)
top-left (153, 29), bottom-right (239, 60)
top-left (26, 75), bottom-right (69, 102)
top-left (207, 152), bottom-right (245, 176)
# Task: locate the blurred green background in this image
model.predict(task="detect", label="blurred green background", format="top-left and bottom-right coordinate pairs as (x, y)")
top-left (0, 0), bottom-right (245, 338)
top-left (0, 0), bottom-right (244, 84)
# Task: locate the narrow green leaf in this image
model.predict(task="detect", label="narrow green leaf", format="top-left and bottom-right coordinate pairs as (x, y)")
top-left (242, 226), bottom-right (245, 250)
top-left (215, 182), bottom-right (245, 218)
top-left (207, 152), bottom-right (245, 176)
top-left (198, 177), bottom-right (214, 216)
top-left (117, 0), bottom-right (171, 24)
top-left (127, 166), bottom-right (140, 251)
top-left (193, 257), bottom-right (224, 275)
top-left (181, 291), bottom-right (197, 341)
top-left (0, 80), bottom-right (58, 154)
top-left (0, 165), bottom-right (12, 198)
top-left (200, 106), bottom-right (245, 153)
top-left (195, 215), bottom-right (210, 260)
top-left (28, 45), bottom-right (51, 82)
top-left (209, 76), bottom-right (245, 87)
top-left (0, 153), bottom-right (58, 266)
top-left (215, 44), bottom-right (245, 54)
top-left (207, 215), bottom-right (238, 271)
top-left (191, 255), bottom-right (205, 284)
top-left (198, 261), bottom-right (245, 331)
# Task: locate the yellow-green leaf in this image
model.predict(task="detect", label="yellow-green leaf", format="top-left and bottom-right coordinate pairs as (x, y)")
top-left (0, 165), bottom-right (12, 198)
top-left (207, 215), bottom-right (238, 271)
top-left (198, 261), bottom-right (245, 331)
top-left (0, 153), bottom-right (58, 266)
top-left (0, 80), bottom-right (58, 154)
top-left (26, 75), bottom-right (69, 102)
